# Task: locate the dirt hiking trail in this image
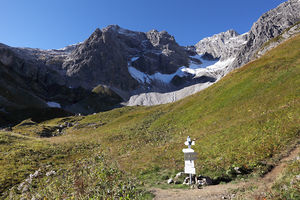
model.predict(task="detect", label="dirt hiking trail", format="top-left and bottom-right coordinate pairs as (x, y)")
top-left (151, 145), bottom-right (300, 200)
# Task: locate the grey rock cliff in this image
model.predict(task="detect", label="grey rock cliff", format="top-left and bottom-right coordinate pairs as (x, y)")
top-left (195, 29), bottom-right (248, 60)
top-left (232, 0), bottom-right (300, 70)
top-left (127, 0), bottom-right (300, 105)
top-left (62, 25), bottom-right (190, 95)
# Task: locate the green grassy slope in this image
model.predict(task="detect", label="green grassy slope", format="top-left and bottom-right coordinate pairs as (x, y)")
top-left (1, 34), bottom-right (300, 197)
top-left (68, 33), bottom-right (300, 176)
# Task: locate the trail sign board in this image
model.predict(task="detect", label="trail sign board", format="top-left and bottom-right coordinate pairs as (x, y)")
top-left (184, 162), bottom-right (196, 174)
top-left (184, 152), bottom-right (198, 161)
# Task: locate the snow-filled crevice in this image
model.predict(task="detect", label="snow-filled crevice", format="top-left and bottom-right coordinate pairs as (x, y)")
top-left (127, 54), bottom-right (234, 84)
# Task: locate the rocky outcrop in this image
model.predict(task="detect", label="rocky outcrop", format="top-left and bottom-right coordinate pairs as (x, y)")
top-left (62, 25), bottom-right (190, 93)
top-left (127, 0), bottom-right (300, 106)
top-left (195, 30), bottom-right (248, 60)
top-left (232, 0), bottom-right (300, 70)
top-left (62, 26), bottom-right (138, 91)
top-left (194, 0), bottom-right (300, 73)
top-left (256, 22), bottom-right (300, 58)
top-left (0, 43), bottom-right (123, 126)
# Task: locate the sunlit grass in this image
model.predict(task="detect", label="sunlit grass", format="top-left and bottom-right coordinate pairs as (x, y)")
top-left (1, 34), bottom-right (300, 197)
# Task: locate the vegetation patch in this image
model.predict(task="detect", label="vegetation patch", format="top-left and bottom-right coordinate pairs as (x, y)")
top-left (1, 34), bottom-right (300, 197)
top-left (267, 153), bottom-right (300, 199)
top-left (7, 152), bottom-right (152, 200)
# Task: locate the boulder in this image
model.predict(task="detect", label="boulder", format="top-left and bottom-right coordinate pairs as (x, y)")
top-left (167, 178), bottom-right (174, 184)
top-left (183, 175), bottom-right (197, 185)
top-left (234, 167), bottom-right (242, 174)
top-left (175, 172), bottom-right (184, 179)
top-left (197, 175), bottom-right (213, 186)
top-left (183, 177), bottom-right (189, 185)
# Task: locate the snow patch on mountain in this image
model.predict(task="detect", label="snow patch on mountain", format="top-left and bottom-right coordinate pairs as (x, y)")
top-left (58, 42), bottom-right (83, 52)
top-left (189, 55), bottom-right (218, 69)
top-left (128, 66), bottom-right (151, 84)
top-left (117, 26), bottom-right (139, 37)
top-left (128, 66), bottom-right (184, 84)
top-left (131, 57), bottom-right (139, 62)
top-left (126, 56), bottom-right (235, 106)
top-left (128, 54), bottom-right (235, 86)
top-left (185, 56), bottom-right (235, 77)
top-left (47, 102), bottom-right (61, 108)
top-left (207, 57), bottom-right (235, 70)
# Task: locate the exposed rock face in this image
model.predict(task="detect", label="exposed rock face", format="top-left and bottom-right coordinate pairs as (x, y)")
top-left (128, 0), bottom-right (300, 106)
top-left (195, 30), bottom-right (248, 60)
top-left (0, 43), bottom-right (122, 126)
top-left (144, 29), bottom-right (189, 74)
top-left (194, 0), bottom-right (300, 73)
top-left (232, 0), bottom-right (300, 69)
top-left (62, 25), bottom-right (189, 92)
top-left (256, 22), bottom-right (300, 58)
top-left (62, 26), bottom-right (138, 91)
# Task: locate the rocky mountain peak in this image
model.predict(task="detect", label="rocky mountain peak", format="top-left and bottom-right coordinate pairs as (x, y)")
top-left (194, 29), bottom-right (247, 60)
top-left (103, 24), bottom-right (120, 31)
top-left (146, 29), bottom-right (176, 47)
top-left (59, 24), bottom-right (191, 94)
top-left (84, 28), bottom-right (103, 45)
top-left (224, 29), bottom-right (239, 37)
top-left (251, 0), bottom-right (300, 38)
top-left (232, 0), bottom-right (300, 69)
top-left (102, 25), bottom-right (121, 34)
top-left (93, 27), bottom-right (102, 35)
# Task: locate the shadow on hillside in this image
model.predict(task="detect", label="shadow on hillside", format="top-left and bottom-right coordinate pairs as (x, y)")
top-left (0, 107), bottom-right (73, 128)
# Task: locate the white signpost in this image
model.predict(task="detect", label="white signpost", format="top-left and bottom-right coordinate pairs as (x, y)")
top-left (182, 136), bottom-right (197, 185)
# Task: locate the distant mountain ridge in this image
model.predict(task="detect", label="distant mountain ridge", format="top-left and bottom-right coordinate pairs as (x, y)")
top-left (127, 0), bottom-right (300, 105)
top-left (0, 0), bottom-right (300, 125)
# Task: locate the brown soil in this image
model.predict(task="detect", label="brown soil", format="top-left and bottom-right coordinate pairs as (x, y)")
top-left (151, 145), bottom-right (300, 200)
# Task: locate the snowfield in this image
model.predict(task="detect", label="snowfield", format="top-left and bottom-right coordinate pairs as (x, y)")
top-left (47, 102), bottom-right (61, 108)
top-left (127, 54), bottom-right (235, 85)
top-left (125, 54), bottom-right (236, 106)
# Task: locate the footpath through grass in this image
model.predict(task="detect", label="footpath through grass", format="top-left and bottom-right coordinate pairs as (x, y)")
top-left (267, 152), bottom-right (300, 199)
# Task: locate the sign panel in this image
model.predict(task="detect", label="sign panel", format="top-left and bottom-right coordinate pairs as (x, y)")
top-left (184, 166), bottom-right (196, 174)
top-left (184, 160), bottom-right (195, 174)
top-left (184, 152), bottom-right (198, 160)
top-left (182, 148), bottom-right (194, 153)
top-left (185, 160), bottom-right (195, 168)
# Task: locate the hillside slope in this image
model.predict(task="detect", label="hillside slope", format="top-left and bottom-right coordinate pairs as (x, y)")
top-left (68, 33), bottom-right (300, 175)
top-left (1, 33), bottom-right (299, 198)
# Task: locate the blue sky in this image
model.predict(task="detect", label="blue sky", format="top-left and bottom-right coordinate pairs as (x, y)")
top-left (0, 0), bottom-right (286, 49)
